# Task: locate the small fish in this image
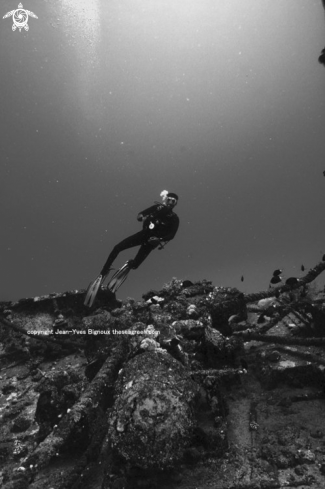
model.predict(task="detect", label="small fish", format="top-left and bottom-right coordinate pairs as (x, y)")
top-left (272, 269), bottom-right (282, 277)
top-left (270, 275), bottom-right (282, 285)
top-left (322, 254), bottom-right (325, 262)
top-left (285, 277), bottom-right (300, 286)
top-left (241, 275), bottom-right (244, 282)
top-left (257, 313), bottom-right (266, 324)
top-left (323, 170), bottom-right (325, 177)
top-left (320, 49), bottom-right (325, 67)
top-left (301, 264), bottom-right (305, 271)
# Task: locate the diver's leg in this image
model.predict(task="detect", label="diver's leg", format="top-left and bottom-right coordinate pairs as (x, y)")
top-left (100, 231), bottom-right (146, 276)
top-left (129, 241), bottom-right (159, 269)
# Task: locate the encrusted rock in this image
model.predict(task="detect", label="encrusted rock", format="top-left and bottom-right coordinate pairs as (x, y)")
top-left (10, 416), bottom-right (32, 433)
top-left (81, 310), bottom-right (112, 330)
top-left (204, 325), bottom-right (244, 367)
top-left (34, 367), bottom-right (87, 441)
top-left (295, 449), bottom-right (316, 464)
top-left (265, 350), bottom-right (281, 362)
top-left (172, 319), bottom-right (204, 337)
top-left (186, 304), bottom-right (199, 318)
top-left (109, 350), bottom-right (199, 470)
top-left (206, 287), bottom-right (247, 336)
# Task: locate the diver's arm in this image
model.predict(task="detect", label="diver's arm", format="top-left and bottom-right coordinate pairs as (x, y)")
top-left (137, 205), bottom-right (159, 222)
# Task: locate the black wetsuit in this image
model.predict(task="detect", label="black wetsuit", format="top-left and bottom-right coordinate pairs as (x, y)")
top-left (100, 203), bottom-right (179, 276)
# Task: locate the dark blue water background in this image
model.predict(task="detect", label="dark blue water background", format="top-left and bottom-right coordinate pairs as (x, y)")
top-left (1, 0), bottom-right (325, 301)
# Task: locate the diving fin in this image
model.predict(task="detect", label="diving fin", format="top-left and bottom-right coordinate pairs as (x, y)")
top-left (84, 274), bottom-right (106, 307)
top-left (107, 261), bottom-right (132, 294)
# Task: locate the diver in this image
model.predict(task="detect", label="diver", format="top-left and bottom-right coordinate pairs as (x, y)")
top-left (84, 190), bottom-right (179, 307)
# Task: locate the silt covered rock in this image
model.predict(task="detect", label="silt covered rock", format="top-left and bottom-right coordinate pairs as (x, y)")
top-left (109, 350), bottom-right (199, 470)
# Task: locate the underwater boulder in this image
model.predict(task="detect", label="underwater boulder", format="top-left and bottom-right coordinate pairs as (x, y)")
top-left (109, 350), bottom-right (199, 470)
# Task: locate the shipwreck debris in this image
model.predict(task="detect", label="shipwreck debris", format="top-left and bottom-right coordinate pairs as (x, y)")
top-left (109, 350), bottom-right (200, 470)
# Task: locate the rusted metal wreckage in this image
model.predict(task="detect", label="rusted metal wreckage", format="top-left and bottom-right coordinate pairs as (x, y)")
top-left (0, 260), bottom-right (325, 488)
